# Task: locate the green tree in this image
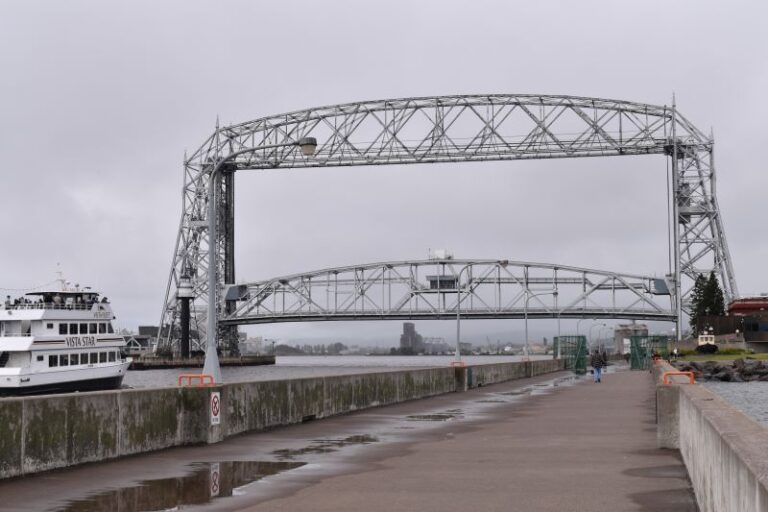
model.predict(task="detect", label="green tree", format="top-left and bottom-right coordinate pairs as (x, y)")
top-left (705, 272), bottom-right (726, 316)
top-left (689, 274), bottom-right (708, 334)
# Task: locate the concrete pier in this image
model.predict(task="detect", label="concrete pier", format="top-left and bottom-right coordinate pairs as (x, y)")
top-left (0, 359), bottom-right (562, 479)
top-left (246, 368), bottom-right (698, 512)
top-left (0, 366), bottom-right (700, 511)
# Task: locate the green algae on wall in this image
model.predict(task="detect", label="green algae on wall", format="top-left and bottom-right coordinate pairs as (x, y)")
top-left (0, 400), bottom-right (22, 478)
top-left (119, 389), bottom-right (180, 455)
top-left (0, 359), bottom-right (565, 480)
top-left (23, 396), bottom-right (70, 473)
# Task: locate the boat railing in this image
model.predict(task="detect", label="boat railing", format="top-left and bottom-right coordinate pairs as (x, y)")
top-left (0, 332), bottom-right (33, 337)
top-left (1, 302), bottom-right (108, 312)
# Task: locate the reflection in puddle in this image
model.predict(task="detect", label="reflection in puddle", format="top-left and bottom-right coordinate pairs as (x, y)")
top-left (58, 460), bottom-right (305, 512)
top-left (273, 434), bottom-right (379, 460)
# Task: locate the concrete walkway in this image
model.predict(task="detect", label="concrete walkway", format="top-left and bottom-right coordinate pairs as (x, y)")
top-left (245, 369), bottom-right (698, 512)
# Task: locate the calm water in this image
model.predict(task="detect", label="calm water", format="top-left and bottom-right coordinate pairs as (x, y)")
top-left (703, 381), bottom-right (768, 427)
top-left (123, 355), bottom-right (547, 388)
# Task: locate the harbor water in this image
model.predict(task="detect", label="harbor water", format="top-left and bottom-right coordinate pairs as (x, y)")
top-left (123, 355), bottom-right (546, 388)
top-left (703, 381), bottom-right (768, 427)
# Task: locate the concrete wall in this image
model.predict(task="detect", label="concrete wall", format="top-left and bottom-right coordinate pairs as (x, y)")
top-left (654, 362), bottom-right (768, 512)
top-left (0, 359), bottom-right (564, 479)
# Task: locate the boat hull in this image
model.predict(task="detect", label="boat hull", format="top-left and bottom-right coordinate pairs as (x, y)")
top-left (0, 361), bottom-right (131, 396)
top-left (0, 374), bottom-right (126, 396)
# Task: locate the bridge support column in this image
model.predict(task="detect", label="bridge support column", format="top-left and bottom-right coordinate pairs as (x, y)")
top-left (221, 168), bottom-right (239, 356)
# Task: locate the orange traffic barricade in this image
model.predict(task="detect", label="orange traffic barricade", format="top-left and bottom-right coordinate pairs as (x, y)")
top-left (662, 371), bottom-right (695, 385)
top-left (177, 373), bottom-right (215, 387)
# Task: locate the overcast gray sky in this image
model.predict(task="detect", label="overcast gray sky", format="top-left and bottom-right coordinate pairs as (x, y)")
top-left (1, 0), bottom-right (766, 344)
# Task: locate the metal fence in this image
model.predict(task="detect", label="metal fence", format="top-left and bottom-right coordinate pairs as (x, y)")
top-left (554, 335), bottom-right (588, 374)
top-left (629, 335), bottom-right (670, 370)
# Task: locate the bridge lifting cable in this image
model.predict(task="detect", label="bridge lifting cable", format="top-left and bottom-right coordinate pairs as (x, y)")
top-left (158, 94), bottom-right (737, 353)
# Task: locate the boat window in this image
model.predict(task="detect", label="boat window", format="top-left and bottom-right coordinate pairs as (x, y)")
top-left (70, 354), bottom-right (79, 365)
top-left (108, 351), bottom-right (116, 362)
top-left (98, 323), bottom-right (106, 334)
top-left (60, 354), bottom-right (69, 366)
top-left (90, 352), bottom-right (98, 364)
top-left (59, 323), bottom-right (68, 335)
top-left (107, 323), bottom-right (114, 334)
top-left (89, 323), bottom-right (97, 334)
top-left (46, 323), bottom-right (54, 330)
top-left (70, 323), bottom-right (78, 335)
top-left (79, 323), bottom-right (88, 335)
top-left (36, 355), bottom-right (44, 362)
top-left (99, 352), bottom-right (107, 363)
top-left (49, 355), bottom-right (58, 367)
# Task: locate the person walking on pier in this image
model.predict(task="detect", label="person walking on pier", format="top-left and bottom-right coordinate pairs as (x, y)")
top-left (590, 349), bottom-right (606, 383)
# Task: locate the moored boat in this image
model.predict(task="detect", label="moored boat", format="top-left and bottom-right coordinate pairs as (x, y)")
top-left (0, 278), bottom-right (130, 396)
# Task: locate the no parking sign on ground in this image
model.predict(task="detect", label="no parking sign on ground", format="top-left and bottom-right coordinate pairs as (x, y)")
top-left (210, 392), bottom-right (221, 426)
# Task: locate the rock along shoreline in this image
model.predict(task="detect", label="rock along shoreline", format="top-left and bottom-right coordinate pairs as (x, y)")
top-left (674, 359), bottom-right (768, 382)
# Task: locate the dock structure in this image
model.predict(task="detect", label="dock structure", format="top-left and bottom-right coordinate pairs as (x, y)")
top-left (128, 354), bottom-right (275, 370)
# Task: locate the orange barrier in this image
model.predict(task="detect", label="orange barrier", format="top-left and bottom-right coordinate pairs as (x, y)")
top-left (662, 371), bottom-right (695, 385)
top-left (177, 373), bottom-right (215, 387)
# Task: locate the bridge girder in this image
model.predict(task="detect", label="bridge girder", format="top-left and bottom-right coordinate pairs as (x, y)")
top-left (218, 259), bottom-right (675, 327)
top-left (159, 94), bottom-right (737, 351)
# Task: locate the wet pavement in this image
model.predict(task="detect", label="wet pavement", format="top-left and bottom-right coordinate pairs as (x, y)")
top-left (0, 367), bottom-right (697, 511)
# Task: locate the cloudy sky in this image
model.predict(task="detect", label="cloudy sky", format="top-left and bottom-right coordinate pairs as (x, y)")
top-left (1, 0), bottom-right (766, 345)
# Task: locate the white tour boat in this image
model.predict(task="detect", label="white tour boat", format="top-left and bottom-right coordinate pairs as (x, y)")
top-left (0, 280), bottom-right (131, 395)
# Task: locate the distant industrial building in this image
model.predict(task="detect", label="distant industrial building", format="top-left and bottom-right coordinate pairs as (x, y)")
top-left (399, 322), bottom-right (424, 354)
top-left (613, 322), bottom-right (648, 354)
top-left (422, 336), bottom-right (452, 355)
top-left (239, 336), bottom-right (264, 355)
top-left (729, 296), bottom-right (768, 346)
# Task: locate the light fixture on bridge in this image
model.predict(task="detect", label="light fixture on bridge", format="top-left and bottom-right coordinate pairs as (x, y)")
top-left (298, 137), bottom-right (318, 157)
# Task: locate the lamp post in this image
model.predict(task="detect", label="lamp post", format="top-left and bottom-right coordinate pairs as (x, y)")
top-left (454, 260), bottom-right (508, 365)
top-left (524, 289), bottom-right (555, 361)
top-left (203, 137), bottom-right (318, 383)
top-left (454, 263), bottom-right (474, 365)
top-left (576, 318), bottom-right (591, 335)
top-left (598, 325), bottom-right (612, 352)
top-left (589, 322), bottom-right (607, 349)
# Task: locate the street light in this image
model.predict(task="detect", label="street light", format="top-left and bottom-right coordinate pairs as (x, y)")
top-left (598, 325), bottom-right (612, 351)
top-left (576, 318), bottom-right (591, 335)
top-left (454, 263), bottom-right (474, 365)
top-left (203, 137), bottom-right (318, 383)
top-left (454, 260), bottom-right (508, 365)
top-left (589, 322), bottom-right (607, 349)
top-left (524, 289), bottom-right (554, 361)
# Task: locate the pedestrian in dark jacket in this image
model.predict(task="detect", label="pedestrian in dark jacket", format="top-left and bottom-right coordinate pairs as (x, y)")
top-left (590, 350), bottom-right (606, 383)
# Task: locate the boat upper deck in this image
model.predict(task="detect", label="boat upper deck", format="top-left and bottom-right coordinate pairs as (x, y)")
top-left (3, 290), bottom-right (111, 313)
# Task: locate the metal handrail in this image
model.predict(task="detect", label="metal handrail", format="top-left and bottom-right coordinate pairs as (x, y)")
top-left (1, 302), bottom-right (109, 311)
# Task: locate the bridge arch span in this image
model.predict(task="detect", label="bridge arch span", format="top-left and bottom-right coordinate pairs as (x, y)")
top-left (219, 258), bottom-right (675, 327)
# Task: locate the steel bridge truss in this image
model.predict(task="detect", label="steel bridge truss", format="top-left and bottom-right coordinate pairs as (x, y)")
top-left (219, 260), bottom-right (675, 326)
top-left (159, 94), bottom-right (737, 351)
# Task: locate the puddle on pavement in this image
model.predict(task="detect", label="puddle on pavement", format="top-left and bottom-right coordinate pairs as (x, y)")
top-left (272, 434), bottom-right (379, 460)
top-left (406, 411), bottom-right (463, 422)
top-left (57, 460), bottom-right (305, 512)
top-left (499, 390), bottom-right (530, 396)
